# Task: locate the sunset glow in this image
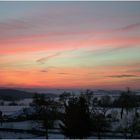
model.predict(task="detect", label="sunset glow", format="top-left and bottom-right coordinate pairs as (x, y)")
top-left (0, 2), bottom-right (140, 89)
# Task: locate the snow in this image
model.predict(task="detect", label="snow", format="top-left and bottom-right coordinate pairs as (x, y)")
top-left (17, 98), bottom-right (32, 106)
top-left (0, 120), bottom-right (42, 130)
top-left (0, 120), bottom-right (64, 139)
top-left (0, 92), bottom-right (140, 139)
top-left (0, 131), bottom-right (43, 139)
top-left (49, 133), bottom-right (64, 139)
top-left (0, 106), bottom-right (28, 115)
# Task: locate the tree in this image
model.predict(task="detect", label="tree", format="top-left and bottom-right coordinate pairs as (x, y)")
top-left (81, 89), bottom-right (94, 106)
top-left (129, 114), bottom-right (140, 138)
top-left (91, 112), bottom-right (111, 139)
top-left (117, 88), bottom-right (137, 119)
top-left (99, 95), bottom-right (112, 116)
top-left (119, 113), bottom-right (140, 139)
top-left (32, 93), bottom-right (55, 139)
top-left (0, 110), bottom-right (3, 126)
top-left (60, 96), bottom-right (92, 138)
top-left (32, 93), bottom-right (47, 115)
top-left (59, 92), bottom-right (71, 105)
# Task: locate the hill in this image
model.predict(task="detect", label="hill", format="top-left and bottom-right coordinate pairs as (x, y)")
top-left (0, 88), bottom-right (34, 101)
top-left (0, 88), bottom-right (59, 101)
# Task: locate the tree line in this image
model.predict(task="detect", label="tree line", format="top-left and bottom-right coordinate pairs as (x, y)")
top-left (30, 89), bottom-right (140, 139)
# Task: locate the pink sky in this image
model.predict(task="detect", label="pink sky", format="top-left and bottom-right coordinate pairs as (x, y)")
top-left (0, 2), bottom-right (140, 90)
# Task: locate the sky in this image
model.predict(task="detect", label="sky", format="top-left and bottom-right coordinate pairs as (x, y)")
top-left (0, 2), bottom-right (140, 90)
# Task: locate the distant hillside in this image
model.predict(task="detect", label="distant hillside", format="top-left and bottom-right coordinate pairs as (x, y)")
top-left (0, 88), bottom-right (58, 101)
top-left (0, 89), bottom-right (34, 101)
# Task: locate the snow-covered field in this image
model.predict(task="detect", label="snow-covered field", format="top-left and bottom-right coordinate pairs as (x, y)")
top-left (0, 131), bottom-right (42, 139)
top-left (0, 120), bottom-right (41, 130)
top-left (0, 131), bottom-right (65, 139)
top-left (0, 93), bottom-right (139, 139)
top-left (0, 120), bottom-right (64, 139)
top-left (0, 106), bottom-right (28, 115)
top-left (0, 98), bottom-right (32, 106)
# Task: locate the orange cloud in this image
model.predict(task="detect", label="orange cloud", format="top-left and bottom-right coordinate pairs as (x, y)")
top-left (0, 65), bottom-right (139, 89)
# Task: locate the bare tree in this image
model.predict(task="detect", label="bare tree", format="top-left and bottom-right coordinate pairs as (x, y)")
top-left (99, 95), bottom-right (112, 116)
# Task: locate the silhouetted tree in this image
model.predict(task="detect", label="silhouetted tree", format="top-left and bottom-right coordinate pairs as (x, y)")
top-left (59, 92), bottom-right (71, 105)
top-left (120, 113), bottom-right (140, 139)
top-left (129, 114), bottom-right (140, 138)
top-left (99, 95), bottom-right (112, 116)
top-left (117, 88), bottom-right (137, 119)
top-left (81, 89), bottom-right (94, 106)
top-left (32, 93), bottom-right (46, 115)
top-left (60, 95), bottom-right (92, 138)
top-left (32, 94), bottom-right (55, 139)
top-left (0, 110), bottom-right (3, 126)
top-left (91, 112), bottom-right (111, 139)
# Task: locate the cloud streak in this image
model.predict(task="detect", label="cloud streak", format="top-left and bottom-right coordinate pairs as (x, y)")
top-left (116, 22), bottom-right (140, 32)
top-left (107, 74), bottom-right (138, 78)
top-left (36, 52), bottom-right (61, 64)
